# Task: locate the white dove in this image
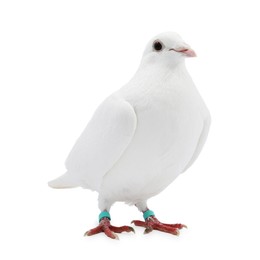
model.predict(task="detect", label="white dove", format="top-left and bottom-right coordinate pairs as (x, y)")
top-left (49, 32), bottom-right (211, 239)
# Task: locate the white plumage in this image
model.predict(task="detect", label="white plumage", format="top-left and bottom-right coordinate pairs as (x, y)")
top-left (49, 32), bottom-right (210, 217)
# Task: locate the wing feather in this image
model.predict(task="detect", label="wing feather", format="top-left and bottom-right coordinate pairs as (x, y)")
top-left (182, 116), bottom-right (211, 173)
top-left (49, 94), bottom-right (137, 190)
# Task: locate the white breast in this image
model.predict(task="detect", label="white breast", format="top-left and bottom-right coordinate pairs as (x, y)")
top-left (99, 76), bottom-right (208, 204)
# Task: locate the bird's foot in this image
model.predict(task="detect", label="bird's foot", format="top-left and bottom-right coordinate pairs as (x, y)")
top-left (84, 218), bottom-right (135, 240)
top-left (132, 216), bottom-right (187, 236)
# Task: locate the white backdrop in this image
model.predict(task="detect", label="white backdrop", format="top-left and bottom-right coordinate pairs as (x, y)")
top-left (1, 0), bottom-right (260, 259)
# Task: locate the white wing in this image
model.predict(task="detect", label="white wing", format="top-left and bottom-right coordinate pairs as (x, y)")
top-left (48, 94), bottom-right (137, 191)
top-left (182, 116), bottom-right (211, 173)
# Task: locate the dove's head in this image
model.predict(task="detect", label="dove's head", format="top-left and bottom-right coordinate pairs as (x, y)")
top-left (142, 32), bottom-right (196, 67)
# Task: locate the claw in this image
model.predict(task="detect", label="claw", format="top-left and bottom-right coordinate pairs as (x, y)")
top-left (129, 227), bottom-right (135, 233)
top-left (84, 231), bottom-right (90, 236)
top-left (113, 233), bottom-right (119, 240)
top-left (174, 229), bottom-right (180, 236)
top-left (144, 227), bottom-right (153, 234)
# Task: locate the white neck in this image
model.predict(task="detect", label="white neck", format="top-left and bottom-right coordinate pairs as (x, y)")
top-left (128, 59), bottom-right (189, 88)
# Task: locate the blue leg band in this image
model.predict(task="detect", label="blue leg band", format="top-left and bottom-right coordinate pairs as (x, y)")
top-left (143, 210), bottom-right (155, 220)
top-left (99, 211), bottom-right (111, 222)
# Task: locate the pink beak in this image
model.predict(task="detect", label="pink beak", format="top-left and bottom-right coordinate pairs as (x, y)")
top-left (170, 48), bottom-right (196, 57)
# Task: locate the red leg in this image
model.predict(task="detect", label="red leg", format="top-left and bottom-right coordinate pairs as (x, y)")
top-left (132, 216), bottom-right (187, 236)
top-left (84, 218), bottom-right (135, 239)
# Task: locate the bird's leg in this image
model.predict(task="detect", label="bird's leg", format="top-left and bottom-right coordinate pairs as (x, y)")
top-left (84, 211), bottom-right (135, 239)
top-left (132, 209), bottom-right (187, 236)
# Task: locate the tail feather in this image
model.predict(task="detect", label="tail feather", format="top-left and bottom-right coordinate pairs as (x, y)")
top-left (48, 172), bottom-right (79, 189)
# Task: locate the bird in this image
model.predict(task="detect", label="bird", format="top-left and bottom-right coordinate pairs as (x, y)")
top-left (48, 32), bottom-right (211, 239)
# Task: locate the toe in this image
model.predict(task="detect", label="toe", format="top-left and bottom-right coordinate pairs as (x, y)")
top-left (104, 228), bottom-right (119, 239)
top-left (84, 225), bottom-right (102, 236)
top-left (131, 220), bottom-right (146, 227)
top-left (163, 223), bottom-right (187, 229)
top-left (154, 224), bottom-right (180, 236)
top-left (110, 225), bottom-right (135, 233)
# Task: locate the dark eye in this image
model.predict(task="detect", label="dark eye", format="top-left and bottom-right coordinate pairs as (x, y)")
top-left (153, 40), bottom-right (163, 51)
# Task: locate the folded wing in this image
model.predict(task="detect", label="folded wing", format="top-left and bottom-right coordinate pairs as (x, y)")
top-left (48, 94), bottom-right (137, 191)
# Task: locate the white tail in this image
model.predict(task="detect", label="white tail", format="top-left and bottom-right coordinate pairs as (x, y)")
top-left (48, 172), bottom-right (79, 189)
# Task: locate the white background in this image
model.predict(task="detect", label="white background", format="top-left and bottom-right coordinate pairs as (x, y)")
top-left (1, 0), bottom-right (260, 259)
